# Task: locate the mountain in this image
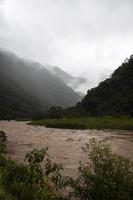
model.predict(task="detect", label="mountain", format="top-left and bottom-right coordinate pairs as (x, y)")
top-left (0, 72), bottom-right (41, 119)
top-left (0, 49), bottom-right (80, 119)
top-left (81, 55), bottom-right (133, 116)
top-left (47, 66), bottom-right (87, 93)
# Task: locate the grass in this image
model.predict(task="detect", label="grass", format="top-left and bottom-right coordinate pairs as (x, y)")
top-left (29, 116), bottom-right (133, 130)
top-left (0, 186), bottom-right (16, 200)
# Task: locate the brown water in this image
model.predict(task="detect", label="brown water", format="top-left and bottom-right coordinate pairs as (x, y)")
top-left (0, 120), bottom-right (133, 176)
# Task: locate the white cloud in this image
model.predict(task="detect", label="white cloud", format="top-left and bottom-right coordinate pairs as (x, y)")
top-left (0, 0), bottom-right (133, 92)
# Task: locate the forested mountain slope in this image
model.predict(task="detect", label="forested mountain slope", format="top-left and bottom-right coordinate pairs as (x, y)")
top-left (0, 72), bottom-right (41, 119)
top-left (82, 55), bottom-right (133, 116)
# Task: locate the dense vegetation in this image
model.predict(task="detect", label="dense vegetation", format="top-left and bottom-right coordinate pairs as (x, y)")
top-left (82, 55), bottom-right (133, 116)
top-left (0, 132), bottom-right (133, 200)
top-left (70, 139), bottom-right (133, 200)
top-left (30, 116), bottom-right (133, 130)
top-left (0, 49), bottom-right (80, 119)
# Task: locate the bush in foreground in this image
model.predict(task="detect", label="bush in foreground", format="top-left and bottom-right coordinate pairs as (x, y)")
top-left (0, 131), bottom-right (7, 142)
top-left (0, 148), bottom-right (64, 200)
top-left (0, 186), bottom-right (16, 200)
top-left (70, 139), bottom-right (133, 200)
top-left (0, 132), bottom-right (65, 200)
top-left (0, 130), bottom-right (7, 157)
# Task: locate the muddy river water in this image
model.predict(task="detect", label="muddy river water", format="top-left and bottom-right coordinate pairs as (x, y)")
top-left (0, 121), bottom-right (133, 176)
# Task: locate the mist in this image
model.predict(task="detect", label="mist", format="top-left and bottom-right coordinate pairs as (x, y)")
top-left (0, 0), bottom-right (133, 92)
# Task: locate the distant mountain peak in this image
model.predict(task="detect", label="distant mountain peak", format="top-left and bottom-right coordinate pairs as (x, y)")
top-left (45, 65), bottom-right (87, 94)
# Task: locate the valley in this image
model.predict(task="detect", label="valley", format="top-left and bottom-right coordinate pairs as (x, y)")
top-left (0, 1), bottom-right (133, 198)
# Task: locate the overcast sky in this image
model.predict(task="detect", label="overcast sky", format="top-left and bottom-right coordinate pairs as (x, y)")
top-left (0, 0), bottom-right (133, 91)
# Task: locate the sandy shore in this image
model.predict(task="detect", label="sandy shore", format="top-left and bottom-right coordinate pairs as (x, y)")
top-left (0, 120), bottom-right (133, 176)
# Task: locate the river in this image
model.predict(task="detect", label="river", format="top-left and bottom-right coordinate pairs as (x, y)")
top-left (0, 120), bottom-right (133, 176)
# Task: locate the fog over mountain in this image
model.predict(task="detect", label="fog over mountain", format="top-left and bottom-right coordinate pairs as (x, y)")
top-left (0, 0), bottom-right (133, 93)
top-left (46, 65), bottom-right (87, 95)
top-left (0, 49), bottom-right (80, 119)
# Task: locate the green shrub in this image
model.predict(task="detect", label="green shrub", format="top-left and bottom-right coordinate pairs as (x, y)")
top-left (70, 139), bottom-right (133, 200)
top-left (0, 141), bottom-right (7, 154)
top-left (0, 131), bottom-right (7, 155)
top-left (0, 131), bottom-right (7, 142)
top-left (0, 148), bottom-right (64, 200)
top-left (0, 186), bottom-right (16, 200)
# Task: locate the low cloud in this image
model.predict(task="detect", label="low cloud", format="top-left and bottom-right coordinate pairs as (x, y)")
top-left (0, 0), bottom-right (133, 92)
